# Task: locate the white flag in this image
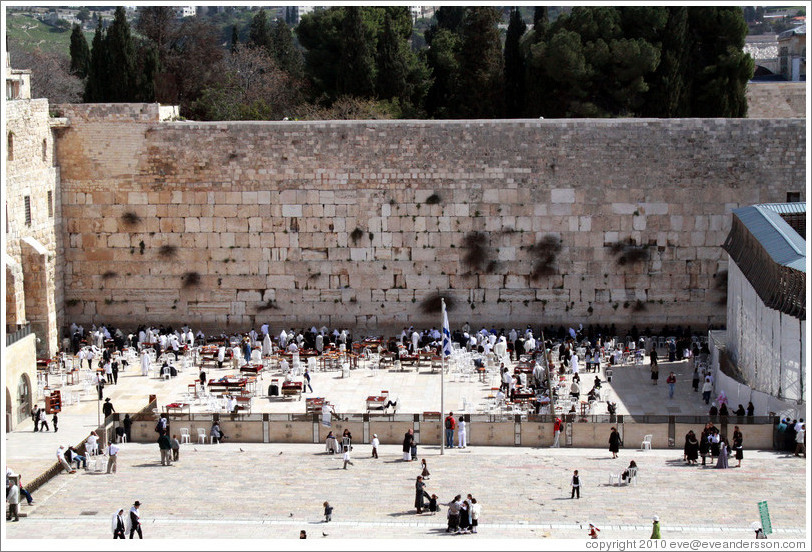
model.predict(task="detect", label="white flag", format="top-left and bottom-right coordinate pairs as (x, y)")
top-left (442, 300), bottom-right (452, 357)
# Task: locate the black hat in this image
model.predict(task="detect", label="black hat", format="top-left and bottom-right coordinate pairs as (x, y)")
top-left (134, 501), bottom-right (141, 506)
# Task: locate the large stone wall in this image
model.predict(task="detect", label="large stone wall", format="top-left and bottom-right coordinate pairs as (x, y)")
top-left (5, 98), bottom-right (63, 356)
top-left (746, 82), bottom-right (806, 118)
top-left (53, 104), bottom-right (805, 333)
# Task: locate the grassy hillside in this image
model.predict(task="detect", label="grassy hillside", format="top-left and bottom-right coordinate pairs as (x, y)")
top-left (6, 12), bottom-right (94, 56)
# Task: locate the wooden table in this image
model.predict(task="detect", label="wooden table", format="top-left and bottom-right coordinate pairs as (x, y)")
top-left (366, 395), bottom-right (388, 411)
top-left (281, 381), bottom-right (302, 400)
top-left (165, 402), bottom-right (190, 415)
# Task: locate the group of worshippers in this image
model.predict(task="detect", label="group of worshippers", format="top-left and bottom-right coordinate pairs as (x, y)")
top-left (686, 422), bottom-right (744, 469)
top-left (777, 417), bottom-right (806, 456)
top-left (413, 472), bottom-right (481, 534)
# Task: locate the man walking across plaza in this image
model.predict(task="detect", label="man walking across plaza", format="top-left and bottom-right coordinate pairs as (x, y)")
top-left (444, 412), bottom-right (456, 449)
top-left (666, 372), bottom-right (677, 399)
top-left (303, 369), bottom-right (313, 393)
top-left (158, 432), bottom-right (172, 466)
top-left (106, 441), bottom-right (120, 474)
top-left (129, 501), bottom-right (143, 538)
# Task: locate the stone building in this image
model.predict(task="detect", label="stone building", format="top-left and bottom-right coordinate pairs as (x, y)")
top-left (777, 24), bottom-right (806, 82)
top-left (4, 52), bottom-right (65, 429)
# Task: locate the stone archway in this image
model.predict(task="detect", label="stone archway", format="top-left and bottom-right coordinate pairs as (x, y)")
top-left (20, 236), bottom-right (57, 357)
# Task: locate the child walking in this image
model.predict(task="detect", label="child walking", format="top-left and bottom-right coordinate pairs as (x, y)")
top-left (323, 501), bottom-right (333, 522)
top-left (371, 434), bottom-right (379, 459)
top-left (420, 458), bottom-right (430, 479)
top-left (342, 446), bottom-right (354, 469)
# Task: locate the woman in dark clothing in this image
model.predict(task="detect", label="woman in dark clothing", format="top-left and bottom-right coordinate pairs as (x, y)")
top-left (733, 404), bottom-right (746, 417)
top-left (719, 403), bottom-right (729, 417)
top-left (458, 496), bottom-right (471, 532)
top-left (746, 402), bottom-right (755, 417)
top-left (699, 426), bottom-right (711, 465)
top-left (414, 476), bottom-right (426, 514)
top-left (609, 427), bottom-right (621, 459)
top-left (685, 430), bottom-right (699, 464)
top-left (402, 429), bottom-right (413, 461)
top-left (732, 426), bottom-right (744, 468)
top-left (692, 368), bottom-right (700, 392)
top-left (123, 414), bottom-right (132, 442)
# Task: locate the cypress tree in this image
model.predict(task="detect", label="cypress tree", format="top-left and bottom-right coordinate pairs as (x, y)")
top-left (84, 19), bottom-right (107, 101)
top-left (271, 19), bottom-right (303, 78)
top-left (69, 23), bottom-right (90, 78)
top-left (105, 6), bottom-right (137, 101)
top-left (337, 7), bottom-right (375, 97)
top-left (639, 6), bottom-right (689, 117)
top-left (504, 8), bottom-right (527, 117)
top-left (231, 25), bottom-right (239, 53)
top-left (376, 12), bottom-right (408, 101)
top-left (533, 6), bottom-right (549, 42)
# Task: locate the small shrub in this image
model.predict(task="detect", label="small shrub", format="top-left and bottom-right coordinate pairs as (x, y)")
top-left (257, 300), bottom-right (280, 311)
top-left (528, 234), bottom-right (562, 279)
top-left (138, 241), bottom-right (145, 255)
top-left (101, 271), bottom-right (117, 280)
top-left (461, 231), bottom-right (492, 273)
top-left (425, 193), bottom-right (441, 205)
top-left (632, 300), bottom-right (647, 312)
top-left (66, 298), bottom-right (80, 307)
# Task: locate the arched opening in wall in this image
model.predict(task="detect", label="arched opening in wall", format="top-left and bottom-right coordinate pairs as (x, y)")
top-left (7, 132), bottom-right (13, 161)
top-left (42, 138), bottom-right (47, 162)
top-left (16, 374), bottom-right (31, 427)
top-left (5, 388), bottom-right (12, 432)
top-left (20, 237), bottom-right (53, 357)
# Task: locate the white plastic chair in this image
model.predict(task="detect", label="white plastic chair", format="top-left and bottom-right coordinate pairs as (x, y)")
top-left (641, 434), bottom-right (652, 451)
top-left (197, 428), bottom-right (208, 444)
top-left (180, 428), bottom-right (191, 444)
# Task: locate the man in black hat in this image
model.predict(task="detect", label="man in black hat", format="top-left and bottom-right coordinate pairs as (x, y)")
top-left (129, 501), bottom-right (142, 538)
top-left (102, 398), bottom-right (115, 418)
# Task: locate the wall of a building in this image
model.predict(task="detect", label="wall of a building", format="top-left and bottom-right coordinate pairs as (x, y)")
top-left (724, 262), bottom-right (805, 402)
top-left (747, 82), bottom-right (807, 118)
top-left (5, 97), bottom-right (63, 356)
top-left (4, 334), bottom-right (38, 430)
top-left (52, 105), bottom-right (805, 333)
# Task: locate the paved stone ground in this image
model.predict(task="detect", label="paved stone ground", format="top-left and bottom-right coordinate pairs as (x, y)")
top-left (4, 442), bottom-right (807, 541)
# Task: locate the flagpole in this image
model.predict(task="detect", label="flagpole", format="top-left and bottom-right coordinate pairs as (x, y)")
top-left (440, 299), bottom-right (445, 456)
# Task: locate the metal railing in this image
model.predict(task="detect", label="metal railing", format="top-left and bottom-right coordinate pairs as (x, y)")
top-left (6, 323), bottom-right (32, 347)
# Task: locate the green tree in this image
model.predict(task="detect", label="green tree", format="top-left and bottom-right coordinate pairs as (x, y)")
top-left (532, 6), bottom-right (549, 42)
top-left (638, 6), bottom-right (689, 117)
top-left (424, 27), bottom-right (461, 117)
top-left (76, 7), bottom-right (91, 23)
top-left (105, 6), bottom-right (138, 101)
top-left (297, 7), bottom-right (346, 99)
top-left (504, 8), bottom-right (527, 117)
top-left (271, 18), bottom-right (303, 78)
top-left (455, 7), bottom-right (504, 118)
top-left (69, 23), bottom-right (90, 78)
top-left (248, 8), bottom-right (271, 51)
top-left (376, 12), bottom-right (408, 101)
top-left (231, 25), bottom-right (239, 53)
top-left (136, 44), bottom-right (159, 102)
top-left (686, 7), bottom-right (752, 117)
top-left (84, 19), bottom-right (108, 101)
top-left (337, 7), bottom-right (375, 97)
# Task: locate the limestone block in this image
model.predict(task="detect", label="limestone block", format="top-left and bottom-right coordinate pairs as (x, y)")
top-left (611, 203), bottom-right (636, 215)
top-left (411, 247), bottom-right (436, 262)
top-left (551, 188), bottom-right (575, 203)
top-left (690, 231), bottom-right (705, 247)
top-left (282, 204), bottom-right (302, 218)
top-left (633, 215), bottom-right (647, 231)
top-left (350, 248), bottom-right (367, 262)
top-left (642, 202), bottom-right (668, 215)
top-left (184, 217), bottom-right (200, 233)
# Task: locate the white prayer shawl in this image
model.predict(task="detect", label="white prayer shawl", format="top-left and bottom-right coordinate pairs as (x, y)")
top-left (217, 346), bottom-right (226, 363)
top-left (186, 331), bottom-right (194, 348)
top-left (411, 331), bottom-right (420, 352)
top-left (571, 354), bottom-right (579, 374)
top-left (262, 334), bottom-right (273, 356)
top-left (140, 351), bottom-right (150, 376)
top-left (279, 330), bottom-right (288, 349)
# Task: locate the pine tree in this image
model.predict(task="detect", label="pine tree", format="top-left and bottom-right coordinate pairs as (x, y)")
top-left (639, 6), bottom-right (689, 117)
top-left (337, 7), bottom-right (375, 97)
top-left (375, 12), bottom-right (408, 101)
top-left (504, 8), bottom-right (527, 117)
top-left (69, 23), bottom-right (90, 78)
top-left (105, 6), bottom-right (137, 101)
top-left (84, 19), bottom-right (107, 101)
top-left (455, 7), bottom-right (504, 118)
top-left (248, 9), bottom-right (270, 52)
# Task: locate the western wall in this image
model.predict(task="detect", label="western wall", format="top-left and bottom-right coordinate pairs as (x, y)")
top-left (53, 103), bottom-right (805, 334)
